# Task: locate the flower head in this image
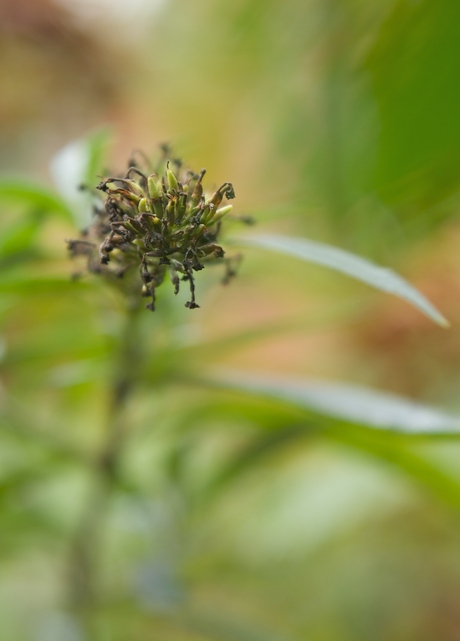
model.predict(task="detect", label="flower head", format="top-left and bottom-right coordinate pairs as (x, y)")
top-left (68, 149), bottom-right (250, 311)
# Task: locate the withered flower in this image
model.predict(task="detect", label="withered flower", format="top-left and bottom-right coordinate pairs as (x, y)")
top-left (68, 150), bottom-right (250, 311)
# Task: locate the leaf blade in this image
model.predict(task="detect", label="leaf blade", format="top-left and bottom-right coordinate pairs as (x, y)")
top-left (234, 233), bottom-right (448, 327)
top-left (0, 179), bottom-right (74, 221)
top-left (49, 127), bottom-right (112, 227)
top-left (208, 372), bottom-right (460, 435)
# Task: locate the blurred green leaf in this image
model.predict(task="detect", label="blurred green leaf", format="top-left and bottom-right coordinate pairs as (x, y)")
top-left (187, 379), bottom-right (460, 510)
top-left (50, 127), bottom-right (112, 227)
top-left (0, 273), bottom-right (86, 294)
top-left (0, 463), bottom-right (64, 501)
top-left (0, 417), bottom-right (88, 463)
top-left (180, 609), bottom-right (295, 641)
top-left (330, 424), bottom-right (460, 511)
top-left (0, 213), bottom-right (47, 276)
top-left (196, 426), bottom-right (308, 506)
top-left (366, 0), bottom-right (460, 215)
top-left (206, 373), bottom-right (460, 435)
top-left (0, 214), bottom-right (41, 260)
top-left (0, 179), bottom-right (74, 222)
top-left (235, 233), bottom-right (448, 326)
top-left (84, 127), bottom-right (112, 185)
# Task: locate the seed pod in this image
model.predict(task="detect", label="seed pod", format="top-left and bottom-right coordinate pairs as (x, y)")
top-left (151, 199), bottom-right (165, 219)
top-left (166, 198), bottom-right (176, 225)
top-left (209, 204), bottom-right (233, 224)
top-left (138, 198), bottom-right (149, 213)
top-left (106, 178), bottom-right (145, 199)
top-left (189, 169), bottom-right (206, 208)
top-left (122, 218), bottom-right (144, 235)
top-left (199, 243), bottom-right (225, 258)
top-left (175, 192), bottom-right (188, 223)
top-left (110, 188), bottom-right (141, 206)
top-left (147, 185), bottom-right (164, 219)
top-left (167, 164), bottom-right (179, 191)
top-left (206, 192), bottom-right (223, 209)
top-left (146, 214), bottom-right (162, 232)
top-left (201, 204), bottom-right (215, 225)
top-left (191, 223), bottom-right (206, 239)
top-left (206, 182), bottom-right (234, 208)
top-left (126, 166), bottom-right (148, 192)
top-left (112, 198), bottom-right (137, 218)
top-left (148, 174), bottom-right (161, 199)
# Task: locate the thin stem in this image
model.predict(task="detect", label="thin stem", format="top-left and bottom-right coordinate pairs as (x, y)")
top-left (67, 303), bottom-right (144, 637)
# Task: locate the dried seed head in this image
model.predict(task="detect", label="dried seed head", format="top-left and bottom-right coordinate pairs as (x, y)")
top-left (67, 146), bottom-right (251, 311)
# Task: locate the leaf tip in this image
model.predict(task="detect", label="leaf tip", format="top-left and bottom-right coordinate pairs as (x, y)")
top-left (438, 315), bottom-right (451, 329)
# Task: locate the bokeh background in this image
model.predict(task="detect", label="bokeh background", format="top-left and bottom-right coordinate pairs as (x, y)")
top-left (2, 0), bottom-right (460, 639)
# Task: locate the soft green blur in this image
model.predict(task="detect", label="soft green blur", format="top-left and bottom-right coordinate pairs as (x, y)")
top-left (1, 1), bottom-right (460, 640)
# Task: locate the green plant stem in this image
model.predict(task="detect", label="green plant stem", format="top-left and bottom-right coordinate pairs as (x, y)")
top-left (67, 302), bottom-right (143, 636)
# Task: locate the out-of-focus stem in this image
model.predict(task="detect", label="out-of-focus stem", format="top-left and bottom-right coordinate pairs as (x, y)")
top-left (67, 303), bottom-right (143, 637)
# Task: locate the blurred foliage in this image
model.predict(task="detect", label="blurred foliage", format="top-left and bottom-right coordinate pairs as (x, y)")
top-left (2, 1), bottom-right (460, 640)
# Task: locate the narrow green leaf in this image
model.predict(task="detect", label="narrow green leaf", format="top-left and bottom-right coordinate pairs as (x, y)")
top-left (0, 180), bottom-right (74, 221)
top-left (208, 373), bottom-right (460, 435)
top-left (234, 234), bottom-right (449, 327)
